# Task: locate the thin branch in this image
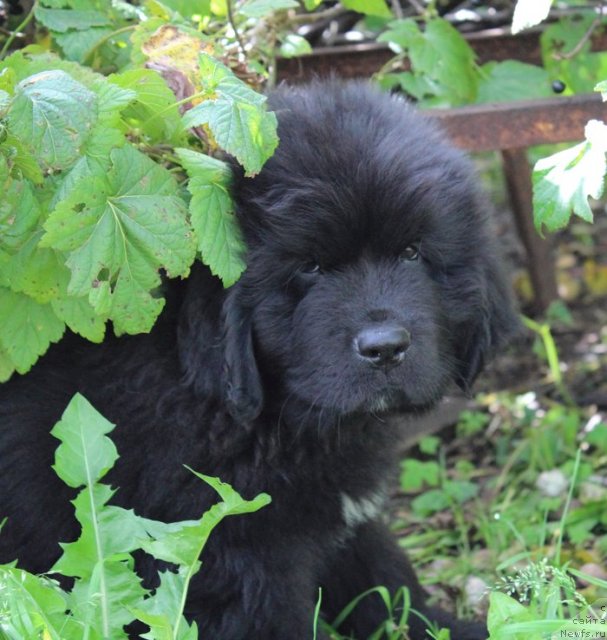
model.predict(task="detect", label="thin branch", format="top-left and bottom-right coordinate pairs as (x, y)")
top-left (552, 1), bottom-right (605, 60)
top-left (0, 0), bottom-right (38, 59)
top-left (392, 0), bottom-right (404, 19)
top-left (226, 0), bottom-right (246, 57)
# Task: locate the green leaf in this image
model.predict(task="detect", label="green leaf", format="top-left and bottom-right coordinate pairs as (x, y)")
top-left (133, 570), bottom-right (197, 640)
top-left (512, 0), bottom-right (553, 34)
top-left (51, 393), bottom-right (118, 489)
top-left (443, 479), bottom-right (478, 504)
top-left (8, 70), bottom-right (98, 171)
top-left (67, 559), bottom-right (146, 639)
top-left (34, 6), bottom-right (112, 32)
top-left (400, 459), bottom-right (440, 492)
top-left (279, 34), bottom-right (312, 58)
top-left (487, 592), bottom-right (535, 638)
top-left (51, 296), bottom-right (106, 342)
top-left (596, 79), bottom-right (607, 100)
top-left (159, 0), bottom-right (211, 17)
top-left (0, 178), bottom-right (41, 252)
top-left (0, 348), bottom-right (14, 382)
top-left (83, 79), bottom-right (135, 161)
top-left (0, 288), bottom-right (65, 373)
top-left (533, 121), bottom-right (607, 232)
top-left (3, 233), bottom-right (70, 303)
top-left (55, 27), bottom-right (115, 62)
top-left (1, 133), bottom-right (44, 183)
top-left (110, 69), bottom-right (184, 144)
top-left (41, 144), bottom-right (196, 334)
top-left (341, 0), bottom-right (390, 18)
top-left (0, 567), bottom-right (80, 640)
top-left (303, 0), bottom-right (322, 8)
top-left (541, 15), bottom-right (607, 96)
top-left (477, 61), bottom-right (552, 104)
top-left (411, 489), bottom-right (450, 516)
top-left (378, 18), bottom-right (479, 105)
top-left (136, 471), bottom-right (270, 639)
top-left (49, 395), bottom-right (150, 638)
top-left (176, 148), bottom-right (246, 286)
top-left (239, 0), bottom-right (298, 18)
top-left (183, 53), bottom-right (278, 176)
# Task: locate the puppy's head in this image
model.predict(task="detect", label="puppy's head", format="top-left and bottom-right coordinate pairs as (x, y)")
top-left (218, 82), bottom-right (519, 424)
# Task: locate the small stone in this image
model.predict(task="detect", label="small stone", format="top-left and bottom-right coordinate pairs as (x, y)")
top-left (577, 563), bottom-right (607, 586)
top-left (464, 576), bottom-right (489, 608)
top-left (536, 469), bottom-right (569, 497)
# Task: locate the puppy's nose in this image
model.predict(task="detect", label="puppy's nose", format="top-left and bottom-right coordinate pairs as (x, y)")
top-left (354, 325), bottom-right (411, 368)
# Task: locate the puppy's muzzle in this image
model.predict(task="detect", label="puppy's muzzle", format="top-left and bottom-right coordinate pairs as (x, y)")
top-left (354, 324), bottom-right (411, 369)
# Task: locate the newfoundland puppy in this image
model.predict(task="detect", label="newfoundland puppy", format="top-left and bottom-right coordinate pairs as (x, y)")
top-left (0, 82), bottom-right (517, 639)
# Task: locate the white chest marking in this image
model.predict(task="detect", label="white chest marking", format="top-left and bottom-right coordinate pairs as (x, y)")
top-left (340, 491), bottom-right (385, 530)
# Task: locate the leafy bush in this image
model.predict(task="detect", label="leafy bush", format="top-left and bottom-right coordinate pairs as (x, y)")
top-left (0, 393), bottom-right (270, 639)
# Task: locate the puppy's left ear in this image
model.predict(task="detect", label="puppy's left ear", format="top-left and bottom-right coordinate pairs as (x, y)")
top-left (455, 257), bottom-right (521, 392)
top-left (221, 287), bottom-right (264, 424)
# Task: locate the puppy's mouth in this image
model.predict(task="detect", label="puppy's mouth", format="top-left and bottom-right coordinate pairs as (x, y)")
top-left (358, 388), bottom-right (433, 416)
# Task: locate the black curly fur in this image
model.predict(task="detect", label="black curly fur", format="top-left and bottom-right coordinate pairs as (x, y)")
top-left (0, 81), bottom-right (518, 639)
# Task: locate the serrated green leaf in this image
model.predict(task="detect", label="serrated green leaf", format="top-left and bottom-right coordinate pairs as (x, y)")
top-left (0, 49), bottom-right (101, 86)
top-left (2, 133), bottom-right (44, 183)
top-left (533, 130), bottom-right (605, 232)
top-left (342, 0), bottom-right (390, 17)
top-left (83, 78), bottom-right (134, 160)
top-left (487, 591), bottom-right (533, 635)
top-left (49, 394), bottom-right (146, 639)
top-left (51, 393), bottom-right (118, 489)
top-left (0, 179), bottom-right (41, 251)
top-left (378, 18), bottom-right (478, 105)
top-left (41, 144), bottom-right (195, 333)
top-left (176, 148), bottom-right (245, 286)
top-left (55, 27), bottom-right (115, 62)
top-left (3, 233), bottom-right (70, 303)
top-left (51, 296), bottom-right (106, 342)
top-left (596, 79), bottom-right (607, 100)
top-left (111, 270), bottom-right (165, 335)
top-left (135, 472), bottom-right (269, 640)
top-left (110, 68), bottom-right (184, 144)
top-left (0, 567), bottom-right (77, 640)
top-left (477, 60), bottom-right (552, 104)
top-left (239, 0), bottom-right (298, 19)
top-left (512, 0), bottom-right (553, 34)
top-left (67, 560), bottom-right (145, 639)
top-left (0, 288), bottom-right (64, 372)
top-left (0, 348), bottom-right (14, 382)
top-left (184, 54), bottom-right (278, 175)
top-left (279, 34), bottom-right (312, 58)
top-left (133, 570), bottom-right (197, 640)
top-left (142, 472), bottom-right (270, 566)
top-left (34, 6), bottom-right (111, 32)
top-left (8, 70), bottom-right (97, 171)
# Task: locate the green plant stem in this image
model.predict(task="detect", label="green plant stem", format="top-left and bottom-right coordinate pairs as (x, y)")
top-left (555, 447), bottom-right (582, 566)
top-left (0, 0), bottom-right (38, 59)
top-left (522, 315), bottom-right (575, 406)
top-left (82, 24), bottom-right (137, 65)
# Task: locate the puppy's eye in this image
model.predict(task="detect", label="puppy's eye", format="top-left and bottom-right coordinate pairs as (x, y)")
top-left (300, 262), bottom-right (322, 275)
top-left (399, 245), bottom-right (420, 262)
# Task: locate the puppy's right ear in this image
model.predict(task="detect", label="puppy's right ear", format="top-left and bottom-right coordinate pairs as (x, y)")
top-left (221, 287), bottom-right (264, 425)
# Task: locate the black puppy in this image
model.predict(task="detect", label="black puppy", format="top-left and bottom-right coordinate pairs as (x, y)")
top-left (0, 81), bottom-right (518, 639)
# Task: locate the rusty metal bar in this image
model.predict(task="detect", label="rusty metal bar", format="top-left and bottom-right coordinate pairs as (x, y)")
top-left (427, 94), bottom-right (606, 152)
top-left (501, 148), bottom-right (559, 312)
top-left (277, 29), bottom-right (607, 83)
